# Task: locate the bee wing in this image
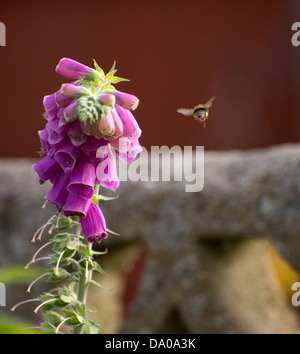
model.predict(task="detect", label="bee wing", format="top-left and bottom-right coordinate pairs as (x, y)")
top-left (177, 108), bottom-right (194, 117)
top-left (204, 96), bottom-right (215, 108)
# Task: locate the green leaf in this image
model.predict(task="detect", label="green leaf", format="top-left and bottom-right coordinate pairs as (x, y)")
top-left (92, 262), bottom-right (108, 276)
top-left (93, 72), bottom-right (102, 87)
top-left (43, 311), bottom-right (64, 327)
top-left (70, 259), bottom-right (81, 272)
top-left (75, 313), bottom-right (85, 324)
top-left (105, 69), bottom-right (117, 82)
top-left (66, 240), bottom-right (79, 251)
top-left (64, 249), bottom-right (77, 259)
top-left (101, 82), bottom-right (112, 91)
top-left (52, 214), bottom-right (73, 230)
top-left (50, 254), bottom-right (70, 267)
top-left (40, 293), bottom-right (56, 303)
top-left (91, 82), bottom-right (98, 95)
top-left (87, 258), bottom-right (95, 271)
top-left (38, 294), bottom-right (58, 312)
top-left (64, 310), bottom-right (84, 325)
top-left (52, 233), bottom-right (71, 251)
top-left (91, 248), bottom-right (108, 256)
top-left (70, 215), bottom-right (79, 222)
top-left (93, 59), bottom-right (105, 77)
top-left (98, 194), bottom-right (119, 201)
top-left (59, 295), bottom-right (73, 304)
top-left (81, 79), bottom-right (94, 88)
top-left (106, 228), bottom-right (120, 236)
top-left (102, 87), bottom-right (117, 93)
top-left (81, 320), bottom-right (101, 334)
top-left (89, 279), bottom-right (108, 290)
top-left (83, 246), bottom-right (92, 257)
top-left (111, 76), bottom-right (130, 84)
top-left (47, 268), bottom-right (69, 282)
top-left (108, 83), bottom-right (116, 90)
top-left (76, 303), bottom-right (86, 318)
top-left (92, 195), bottom-right (98, 205)
top-left (108, 61), bottom-right (116, 74)
top-left (40, 321), bottom-right (56, 334)
top-left (63, 309), bottom-right (74, 316)
top-left (58, 286), bottom-right (76, 297)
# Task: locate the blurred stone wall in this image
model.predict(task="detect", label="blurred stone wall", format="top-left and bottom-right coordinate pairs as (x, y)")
top-left (1, 143), bottom-right (300, 333)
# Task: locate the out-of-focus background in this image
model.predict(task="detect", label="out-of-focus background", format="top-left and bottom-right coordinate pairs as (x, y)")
top-left (1, 0), bottom-right (300, 156)
top-left (1, 0), bottom-right (300, 334)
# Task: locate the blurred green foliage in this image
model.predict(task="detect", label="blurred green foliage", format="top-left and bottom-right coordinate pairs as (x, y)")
top-left (0, 313), bottom-right (38, 334)
top-left (0, 265), bottom-right (41, 334)
top-left (0, 265), bottom-right (41, 285)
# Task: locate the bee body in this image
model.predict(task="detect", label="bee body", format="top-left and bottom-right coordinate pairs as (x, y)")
top-left (177, 96), bottom-right (215, 127)
top-left (193, 106), bottom-right (209, 120)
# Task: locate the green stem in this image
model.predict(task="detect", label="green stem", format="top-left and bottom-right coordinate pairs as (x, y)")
top-left (76, 265), bottom-right (88, 304)
top-left (73, 238), bottom-right (93, 334)
top-left (73, 184), bottom-right (98, 334)
top-left (94, 184), bottom-right (100, 204)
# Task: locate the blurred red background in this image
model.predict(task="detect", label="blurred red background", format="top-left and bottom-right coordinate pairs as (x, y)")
top-left (0, 0), bottom-right (299, 157)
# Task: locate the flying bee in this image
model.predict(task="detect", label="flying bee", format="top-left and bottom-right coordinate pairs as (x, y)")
top-left (177, 96), bottom-right (215, 127)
